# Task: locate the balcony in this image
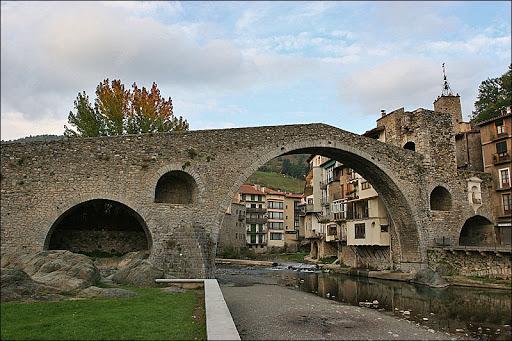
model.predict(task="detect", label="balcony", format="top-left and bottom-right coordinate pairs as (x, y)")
top-left (325, 234), bottom-right (339, 242)
top-left (305, 204), bottom-right (321, 213)
top-left (493, 153), bottom-right (510, 165)
top-left (246, 217), bottom-right (268, 224)
top-left (247, 227), bottom-right (267, 234)
top-left (246, 207), bottom-right (266, 213)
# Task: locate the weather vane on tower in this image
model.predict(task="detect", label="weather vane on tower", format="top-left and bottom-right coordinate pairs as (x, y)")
top-left (442, 63), bottom-right (454, 96)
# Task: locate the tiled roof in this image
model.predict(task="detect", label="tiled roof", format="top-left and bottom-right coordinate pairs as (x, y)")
top-left (239, 184), bottom-right (265, 195)
top-left (285, 193), bottom-right (304, 199)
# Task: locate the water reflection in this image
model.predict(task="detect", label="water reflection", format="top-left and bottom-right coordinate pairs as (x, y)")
top-left (297, 272), bottom-right (511, 340)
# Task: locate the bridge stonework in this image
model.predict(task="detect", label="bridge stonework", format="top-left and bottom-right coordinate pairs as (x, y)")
top-left (0, 119), bottom-right (493, 278)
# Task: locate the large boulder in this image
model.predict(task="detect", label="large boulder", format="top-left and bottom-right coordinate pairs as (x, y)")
top-left (1, 251), bottom-right (100, 292)
top-left (412, 268), bottom-right (449, 288)
top-left (1, 268), bottom-right (64, 302)
top-left (111, 252), bottom-right (163, 287)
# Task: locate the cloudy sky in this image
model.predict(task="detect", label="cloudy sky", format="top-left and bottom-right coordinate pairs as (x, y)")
top-left (1, 1), bottom-right (510, 140)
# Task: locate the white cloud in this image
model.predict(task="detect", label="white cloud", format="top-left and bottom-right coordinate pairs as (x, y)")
top-left (0, 1), bottom-right (330, 139)
top-left (339, 58), bottom-right (491, 118)
top-left (1, 111), bottom-right (65, 141)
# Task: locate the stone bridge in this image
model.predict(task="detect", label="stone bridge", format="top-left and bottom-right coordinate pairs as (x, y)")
top-left (0, 122), bottom-right (493, 277)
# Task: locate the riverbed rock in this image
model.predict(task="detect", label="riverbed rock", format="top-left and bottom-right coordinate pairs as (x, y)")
top-left (412, 268), bottom-right (449, 288)
top-left (1, 268), bottom-right (64, 302)
top-left (1, 251), bottom-right (100, 292)
top-left (77, 286), bottom-right (137, 298)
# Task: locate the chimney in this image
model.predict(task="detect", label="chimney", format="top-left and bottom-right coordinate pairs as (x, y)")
top-left (381, 110), bottom-right (386, 117)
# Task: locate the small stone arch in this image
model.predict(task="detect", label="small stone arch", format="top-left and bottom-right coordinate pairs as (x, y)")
top-left (44, 199), bottom-right (152, 256)
top-left (403, 141), bottom-right (416, 151)
top-left (430, 186), bottom-right (452, 211)
top-left (155, 170), bottom-right (197, 204)
top-left (459, 215), bottom-right (495, 247)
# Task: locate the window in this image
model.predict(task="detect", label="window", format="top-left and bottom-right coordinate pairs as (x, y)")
top-left (355, 223), bottom-right (365, 239)
top-left (361, 181), bottom-right (371, 190)
top-left (307, 198), bottom-right (313, 204)
top-left (269, 222), bottom-right (283, 229)
top-left (380, 224), bottom-right (389, 233)
top-left (250, 234), bottom-right (256, 243)
top-left (499, 168), bottom-right (510, 188)
top-left (496, 119), bottom-right (505, 135)
top-left (268, 211), bottom-right (283, 219)
top-left (270, 233), bottom-right (282, 240)
top-left (496, 141), bottom-right (508, 156)
top-left (503, 194), bottom-right (511, 215)
top-left (250, 224), bottom-right (256, 232)
top-left (267, 201), bottom-right (284, 209)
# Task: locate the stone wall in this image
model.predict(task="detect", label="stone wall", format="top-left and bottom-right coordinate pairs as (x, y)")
top-left (428, 249), bottom-right (511, 279)
top-left (455, 131), bottom-right (483, 172)
top-left (341, 245), bottom-right (391, 270)
top-left (217, 203), bottom-right (246, 255)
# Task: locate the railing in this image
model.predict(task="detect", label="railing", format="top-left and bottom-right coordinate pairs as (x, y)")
top-left (493, 153), bottom-right (510, 164)
top-left (431, 244), bottom-right (511, 254)
top-left (246, 207), bottom-right (266, 213)
top-left (245, 217), bottom-right (267, 224)
top-left (246, 227), bottom-right (267, 234)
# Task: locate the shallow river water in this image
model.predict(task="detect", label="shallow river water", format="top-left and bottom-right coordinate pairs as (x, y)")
top-left (216, 263), bottom-right (511, 341)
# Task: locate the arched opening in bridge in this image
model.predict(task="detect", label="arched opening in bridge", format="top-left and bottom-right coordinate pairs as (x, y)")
top-left (403, 141), bottom-right (415, 151)
top-left (218, 146), bottom-right (408, 271)
top-left (430, 186), bottom-right (452, 211)
top-left (459, 215), bottom-right (495, 247)
top-left (155, 170), bottom-right (197, 204)
top-left (46, 199), bottom-right (151, 256)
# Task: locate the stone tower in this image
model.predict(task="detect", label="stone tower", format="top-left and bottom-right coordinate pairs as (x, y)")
top-left (433, 63), bottom-right (463, 133)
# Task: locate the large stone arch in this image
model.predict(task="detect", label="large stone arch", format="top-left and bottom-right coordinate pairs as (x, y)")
top-left (43, 197), bottom-right (153, 255)
top-left (215, 139), bottom-right (424, 266)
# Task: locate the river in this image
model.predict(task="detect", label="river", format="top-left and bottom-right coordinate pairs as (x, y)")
top-left (216, 262), bottom-right (511, 341)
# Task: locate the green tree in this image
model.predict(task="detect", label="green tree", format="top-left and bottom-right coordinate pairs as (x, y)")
top-left (64, 92), bottom-right (105, 137)
top-left (64, 79), bottom-right (189, 137)
top-left (471, 65), bottom-right (511, 123)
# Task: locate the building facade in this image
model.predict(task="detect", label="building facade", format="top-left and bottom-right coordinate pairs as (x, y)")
top-left (476, 110), bottom-right (512, 246)
top-left (239, 184), bottom-right (268, 253)
top-left (218, 203), bottom-right (247, 255)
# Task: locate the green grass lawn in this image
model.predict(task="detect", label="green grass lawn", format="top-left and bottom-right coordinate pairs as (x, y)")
top-left (278, 252), bottom-right (309, 262)
top-left (246, 171), bottom-right (305, 193)
top-left (1, 287), bottom-right (205, 340)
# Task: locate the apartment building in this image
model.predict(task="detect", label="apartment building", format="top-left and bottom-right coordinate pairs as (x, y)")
top-left (264, 188), bottom-right (286, 250)
top-left (476, 109), bottom-right (512, 246)
top-left (236, 184), bottom-right (305, 253)
top-left (284, 193), bottom-right (305, 252)
top-left (239, 184), bottom-right (268, 252)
